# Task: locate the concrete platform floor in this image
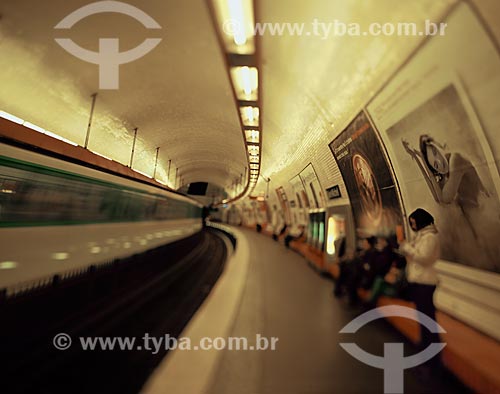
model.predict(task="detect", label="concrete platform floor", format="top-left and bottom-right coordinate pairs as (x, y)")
top-left (207, 228), bottom-right (469, 394)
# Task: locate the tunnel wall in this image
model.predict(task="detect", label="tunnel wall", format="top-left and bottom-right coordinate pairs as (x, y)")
top-left (244, 1), bottom-right (500, 341)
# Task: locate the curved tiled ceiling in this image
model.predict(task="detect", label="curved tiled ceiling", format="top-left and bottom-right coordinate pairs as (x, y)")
top-left (0, 0), bottom-right (247, 190)
top-left (254, 0), bottom-right (456, 195)
top-left (1, 0), bottom-right (466, 200)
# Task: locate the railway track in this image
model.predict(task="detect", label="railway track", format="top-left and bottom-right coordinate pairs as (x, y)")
top-left (0, 228), bottom-right (229, 394)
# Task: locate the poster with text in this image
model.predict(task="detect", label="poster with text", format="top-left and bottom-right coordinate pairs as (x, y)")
top-left (329, 111), bottom-right (403, 236)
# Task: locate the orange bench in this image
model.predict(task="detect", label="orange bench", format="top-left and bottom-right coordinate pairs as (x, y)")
top-left (290, 239), bottom-right (325, 271)
top-left (437, 312), bottom-right (500, 394)
top-left (376, 296), bottom-right (500, 394)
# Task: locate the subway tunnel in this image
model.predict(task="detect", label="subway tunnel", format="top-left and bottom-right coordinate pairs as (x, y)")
top-left (0, 0), bottom-right (499, 393)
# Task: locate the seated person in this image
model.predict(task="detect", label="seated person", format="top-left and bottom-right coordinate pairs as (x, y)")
top-left (284, 224), bottom-right (306, 248)
top-left (334, 236), bottom-right (377, 305)
top-left (272, 223), bottom-right (287, 241)
top-left (359, 236), bottom-right (397, 290)
top-left (365, 252), bottom-right (407, 305)
top-left (335, 236), bottom-right (347, 259)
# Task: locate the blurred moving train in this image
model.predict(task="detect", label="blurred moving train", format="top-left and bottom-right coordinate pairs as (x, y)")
top-left (0, 142), bottom-right (203, 293)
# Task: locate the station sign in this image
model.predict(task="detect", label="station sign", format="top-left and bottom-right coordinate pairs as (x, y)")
top-left (326, 185), bottom-right (342, 200)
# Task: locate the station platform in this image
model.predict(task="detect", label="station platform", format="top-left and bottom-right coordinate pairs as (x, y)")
top-left (144, 226), bottom-right (469, 394)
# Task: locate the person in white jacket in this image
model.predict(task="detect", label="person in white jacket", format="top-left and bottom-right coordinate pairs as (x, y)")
top-left (400, 208), bottom-right (442, 359)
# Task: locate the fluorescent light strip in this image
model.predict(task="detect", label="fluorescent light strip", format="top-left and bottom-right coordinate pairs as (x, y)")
top-left (135, 169), bottom-right (153, 178)
top-left (90, 150), bottom-right (113, 161)
top-left (23, 121), bottom-right (45, 133)
top-left (1, 110), bottom-right (79, 146)
top-left (0, 110), bottom-right (23, 124)
top-left (44, 130), bottom-right (78, 146)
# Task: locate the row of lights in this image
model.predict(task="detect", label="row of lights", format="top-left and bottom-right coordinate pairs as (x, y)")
top-left (210, 0), bottom-right (262, 198)
top-left (0, 110), bottom-right (78, 146)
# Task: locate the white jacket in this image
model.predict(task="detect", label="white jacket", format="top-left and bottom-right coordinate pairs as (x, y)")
top-left (400, 224), bottom-right (440, 285)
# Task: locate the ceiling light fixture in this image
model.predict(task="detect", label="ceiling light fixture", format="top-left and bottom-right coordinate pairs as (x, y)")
top-left (240, 106), bottom-right (259, 127)
top-left (231, 66), bottom-right (258, 101)
top-left (209, 0), bottom-right (262, 203)
top-left (212, 0), bottom-right (256, 54)
top-left (245, 129), bottom-right (260, 143)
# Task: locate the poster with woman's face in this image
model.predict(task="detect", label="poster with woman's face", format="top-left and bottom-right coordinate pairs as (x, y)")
top-left (383, 83), bottom-right (500, 273)
top-left (329, 111), bottom-right (403, 237)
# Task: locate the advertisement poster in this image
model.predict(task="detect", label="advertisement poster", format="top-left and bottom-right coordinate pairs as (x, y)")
top-left (366, 2), bottom-right (500, 339)
top-left (275, 186), bottom-right (291, 223)
top-left (329, 111), bottom-right (403, 236)
top-left (289, 174), bottom-right (310, 209)
top-left (366, 2), bottom-right (500, 275)
top-left (384, 83), bottom-right (500, 272)
top-left (299, 164), bottom-right (325, 209)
